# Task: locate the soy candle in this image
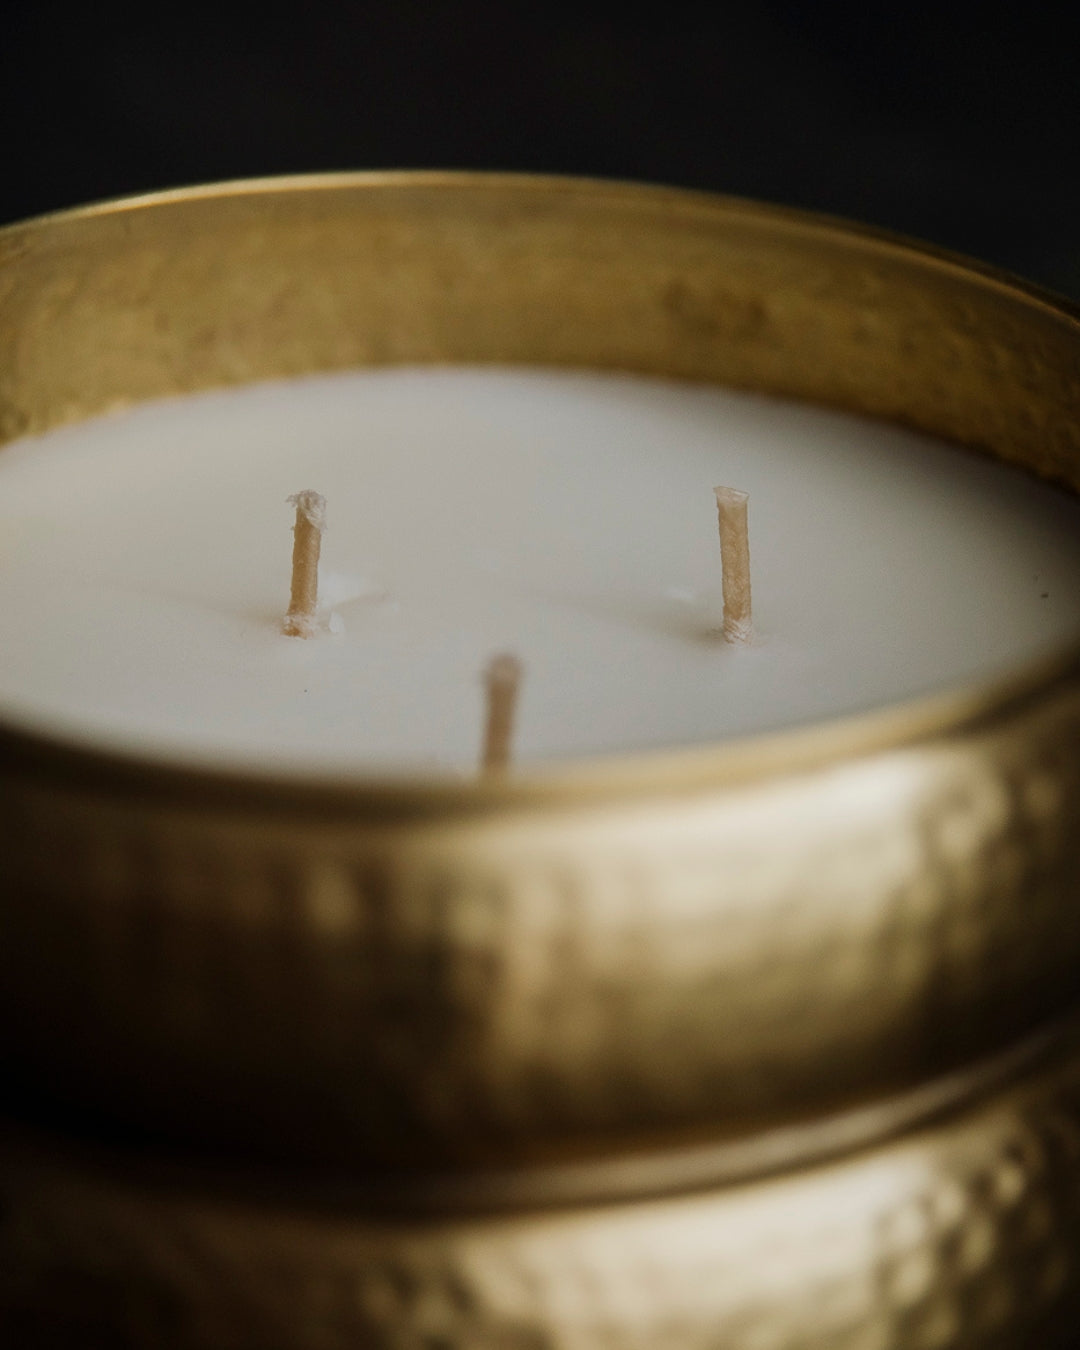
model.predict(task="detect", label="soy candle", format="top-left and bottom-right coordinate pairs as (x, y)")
top-left (6, 177), bottom-right (1080, 1350)
top-left (1, 364), bottom-right (1078, 776)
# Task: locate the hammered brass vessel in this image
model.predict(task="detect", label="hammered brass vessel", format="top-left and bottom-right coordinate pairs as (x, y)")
top-left (1, 174), bottom-right (1080, 1347)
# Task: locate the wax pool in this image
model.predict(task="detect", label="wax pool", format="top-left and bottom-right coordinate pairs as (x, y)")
top-left (0, 367), bottom-right (1078, 776)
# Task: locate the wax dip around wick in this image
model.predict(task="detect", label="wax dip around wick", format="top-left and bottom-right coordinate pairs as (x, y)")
top-left (714, 485), bottom-right (751, 644)
top-left (282, 490), bottom-right (326, 638)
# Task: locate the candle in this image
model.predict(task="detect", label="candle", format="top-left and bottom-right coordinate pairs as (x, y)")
top-left (0, 364), bottom-right (1078, 776)
top-left (4, 177), bottom-right (1080, 1350)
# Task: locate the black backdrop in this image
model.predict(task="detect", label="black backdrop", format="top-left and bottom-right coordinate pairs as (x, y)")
top-left (3, 3), bottom-right (1078, 297)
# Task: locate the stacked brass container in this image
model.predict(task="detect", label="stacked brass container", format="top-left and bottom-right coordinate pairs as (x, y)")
top-left (2, 175), bottom-right (1080, 1348)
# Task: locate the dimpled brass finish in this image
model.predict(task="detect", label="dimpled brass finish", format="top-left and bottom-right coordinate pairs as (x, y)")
top-left (1, 174), bottom-right (1080, 1347)
top-left (3, 1024), bottom-right (1080, 1348)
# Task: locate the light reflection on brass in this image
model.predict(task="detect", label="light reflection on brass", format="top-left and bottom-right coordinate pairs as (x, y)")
top-left (1, 173), bottom-right (1080, 1347)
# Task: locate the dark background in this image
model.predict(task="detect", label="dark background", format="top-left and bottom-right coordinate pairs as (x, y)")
top-left (3, 3), bottom-right (1078, 297)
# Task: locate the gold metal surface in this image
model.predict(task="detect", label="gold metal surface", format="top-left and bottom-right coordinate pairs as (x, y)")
top-left (1, 173), bottom-right (1080, 1346)
top-left (4, 1018), bottom-right (1080, 1348)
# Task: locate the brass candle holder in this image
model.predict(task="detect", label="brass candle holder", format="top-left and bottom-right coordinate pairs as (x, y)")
top-left (1, 173), bottom-right (1080, 1348)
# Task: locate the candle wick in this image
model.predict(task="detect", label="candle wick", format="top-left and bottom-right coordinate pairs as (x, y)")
top-left (282, 490), bottom-right (327, 638)
top-left (481, 653), bottom-right (523, 774)
top-left (714, 485), bottom-right (752, 644)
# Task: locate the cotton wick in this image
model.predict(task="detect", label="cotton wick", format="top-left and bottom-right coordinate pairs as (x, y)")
top-left (481, 653), bottom-right (523, 774)
top-left (714, 486), bottom-right (752, 644)
top-left (282, 490), bottom-right (327, 638)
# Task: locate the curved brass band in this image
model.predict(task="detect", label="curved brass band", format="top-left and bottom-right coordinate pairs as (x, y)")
top-left (3, 175), bottom-right (1080, 494)
top-left (4, 1015), bottom-right (1080, 1349)
top-left (3, 665), bottom-right (1080, 1167)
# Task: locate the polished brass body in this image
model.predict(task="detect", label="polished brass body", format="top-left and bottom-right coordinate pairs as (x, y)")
top-left (1, 174), bottom-right (1079, 1347)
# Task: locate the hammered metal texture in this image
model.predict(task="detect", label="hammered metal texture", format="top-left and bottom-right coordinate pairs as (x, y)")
top-left (2, 178), bottom-right (1080, 497)
top-left (2, 667), bottom-right (1080, 1164)
top-left (4, 1026), bottom-right (1080, 1349)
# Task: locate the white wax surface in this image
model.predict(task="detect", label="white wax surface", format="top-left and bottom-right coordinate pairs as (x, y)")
top-left (0, 367), bottom-right (1078, 776)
